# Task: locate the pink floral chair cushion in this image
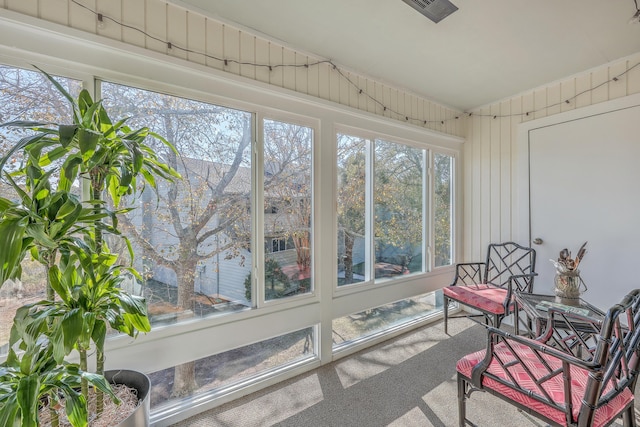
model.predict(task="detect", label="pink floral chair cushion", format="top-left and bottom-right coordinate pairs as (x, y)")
top-left (443, 284), bottom-right (509, 315)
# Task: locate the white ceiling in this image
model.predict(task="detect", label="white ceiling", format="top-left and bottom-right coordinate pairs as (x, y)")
top-left (177, 0), bottom-right (640, 111)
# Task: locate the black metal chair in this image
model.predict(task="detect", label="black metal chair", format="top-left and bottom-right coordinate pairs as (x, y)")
top-left (442, 242), bottom-right (536, 334)
top-left (456, 289), bottom-right (640, 427)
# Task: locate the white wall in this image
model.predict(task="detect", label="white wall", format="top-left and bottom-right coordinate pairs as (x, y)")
top-left (465, 53), bottom-right (640, 259)
top-left (519, 97), bottom-right (640, 308)
top-left (465, 53), bottom-right (640, 306)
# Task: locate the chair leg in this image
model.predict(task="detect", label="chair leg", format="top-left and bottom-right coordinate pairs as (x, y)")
top-left (444, 295), bottom-right (449, 334)
top-left (457, 373), bottom-right (467, 427)
top-left (622, 404), bottom-right (637, 427)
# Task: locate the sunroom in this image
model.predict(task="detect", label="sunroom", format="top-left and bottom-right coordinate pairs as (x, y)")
top-left (0, 1), bottom-right (639, 426)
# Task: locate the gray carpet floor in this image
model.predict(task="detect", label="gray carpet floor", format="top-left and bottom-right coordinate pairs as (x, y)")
top-left (172, 317), bottom-right (639, 427)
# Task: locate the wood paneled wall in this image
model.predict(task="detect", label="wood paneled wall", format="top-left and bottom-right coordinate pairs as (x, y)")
top-left (464, 53), bottom-right (640, 261)
top-left (0, 0), bottom-right (465, 137)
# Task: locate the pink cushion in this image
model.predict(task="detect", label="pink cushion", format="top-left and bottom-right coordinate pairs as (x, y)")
top-left (443, 284), bottom-right (508, 315)
top-left (456, 340), bottom-right (634, 427)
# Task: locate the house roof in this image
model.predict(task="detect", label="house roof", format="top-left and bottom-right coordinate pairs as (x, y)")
top-left (179, 155), bottom-right (251, 195)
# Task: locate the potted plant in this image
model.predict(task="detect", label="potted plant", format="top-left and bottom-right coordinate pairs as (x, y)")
top-left (0, 67), bottom-right (180, 426)
top-left (0, 303), bottom-right (118, 427)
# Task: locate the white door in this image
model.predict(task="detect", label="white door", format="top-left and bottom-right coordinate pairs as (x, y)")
top-left (527, 104), bottom-right (640, 310)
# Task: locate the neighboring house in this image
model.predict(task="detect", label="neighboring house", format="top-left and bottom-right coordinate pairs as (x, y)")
top-left (130, 155), bottom-right (308, 308)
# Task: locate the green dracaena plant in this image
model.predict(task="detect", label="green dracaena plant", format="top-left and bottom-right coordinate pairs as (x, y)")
top-left (0, 166), bottom-right (120, 299)
top-left (0, 66), bottom-right (179, 256)
top-left (47, 244), bottom-right (151, 391)
top-left (0, 67), bottom-right (180, 423)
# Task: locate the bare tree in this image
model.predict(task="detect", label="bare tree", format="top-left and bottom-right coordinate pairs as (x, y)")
top-left (102, 83), bottom-right (252, 396)
top-left (263, 119), bottom-right (312, 291)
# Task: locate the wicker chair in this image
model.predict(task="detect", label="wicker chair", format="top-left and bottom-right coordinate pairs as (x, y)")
top-left (457, 289), bottom-right (640, 427)
top-left (442, 242), bottom-right (537, 334)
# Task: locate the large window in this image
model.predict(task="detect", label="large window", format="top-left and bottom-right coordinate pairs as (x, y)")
top-left (434, 153), bottom-right (453, 267)
top-left (149, 327), bottom-right (315, 410)
top-left (101, 82), bottom-right (253, 325)
top-left (0, 56), bottom-right (457, 424)
top-left (374, 140), bottom-right (424, 278)
top-left (100, 83), bottom-right (318, 404)
top-left (332, 290), bottom-right (443, 349)
top-left (337, 133), bottom-right (454, 286)
top-left (262, 119), bottom-right (313, 301)
top-left (338, 134), bottom-right (433, 286)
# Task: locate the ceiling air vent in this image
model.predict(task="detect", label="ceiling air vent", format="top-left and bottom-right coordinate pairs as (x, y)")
top-left (401, 0), bottom-right (458, 23)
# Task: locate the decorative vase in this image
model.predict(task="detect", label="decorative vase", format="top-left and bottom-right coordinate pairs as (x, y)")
top-left (554, 269), bottom-right (585, 305)
top-left (105, 369), bottom-right (151, 427)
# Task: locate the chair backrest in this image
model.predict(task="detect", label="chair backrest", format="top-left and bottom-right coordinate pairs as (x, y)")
top-left (483, 242), bottom-right (536, 289)
top-left (580, 289), bottom-right (640, 425)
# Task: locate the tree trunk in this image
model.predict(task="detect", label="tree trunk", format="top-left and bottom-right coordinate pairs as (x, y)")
top-left (171, 362), bottom-right (197, 398)
top-left (176, 257), bottom-right (196, 314)
top-left (171, 239), bottom-right (198, 397)
top-left (344, 231), bottom-right (354, 283)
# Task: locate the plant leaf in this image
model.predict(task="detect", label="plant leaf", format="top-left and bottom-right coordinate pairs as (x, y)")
top-left (61, 309), bottom-right (83, 355)
top-left (61, 391), bottom-right (88, 427)
top-left (0, 217), bottom-right (28, 286)
top-left (16, 376), bottom-right (39, 427)
top-left (59, 124), bottom-right (78, 147)
top-left (78, 128), bottom-right (100, 157)
top-left (35, 66), bottom-right (76, 113)
top-left (0, 396), bottom-right (20, 427)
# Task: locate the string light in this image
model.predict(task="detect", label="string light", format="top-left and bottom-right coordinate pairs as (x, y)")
top-left (70, 0), bottom-right (458, 126)
top-left (71, 0), bottom-right (639, 125)
top-left (96, 13), bottom-right (105, 30)
top-left (473, 61), bottom-right (640, 119)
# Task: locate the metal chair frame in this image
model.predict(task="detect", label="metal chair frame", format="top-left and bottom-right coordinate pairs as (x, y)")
top-left (443, 241), bottom-right (537, 334)
top-left (457, 289), bottom-right (640, 427)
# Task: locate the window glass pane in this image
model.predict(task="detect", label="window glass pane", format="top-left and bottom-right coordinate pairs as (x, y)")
top-left (337, 134), bottom-right (367, 286)
top-left (0, 65), bottom-right (82, 356)
top-left (374, 140), bottom-right (424, 279)
top-left (262, 119), bottom-right (312, 301)
top-left (100, 82), bottom-right (253, 327)
top-left (332, 290), bottom-right (443, 349)
top-left (434, 153), bottom-right (453, 267)
top-left (149, 327), bottom-right (315, 409)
